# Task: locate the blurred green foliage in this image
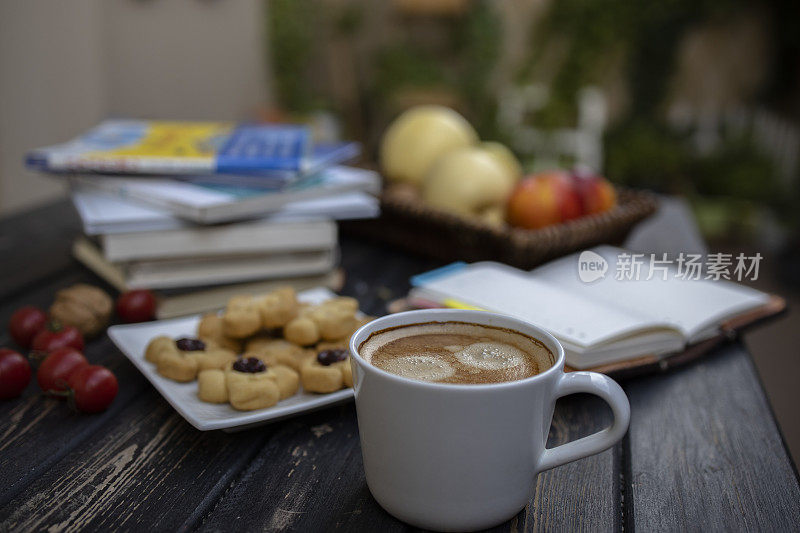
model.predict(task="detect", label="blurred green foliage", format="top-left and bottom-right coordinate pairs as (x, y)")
top-left (527, 0), bottom-right (751, 123)
top-left (268, 0), bottom-right (320, 113)
top-left (604, 122), bottom-right (690, 192)
top-left (455, 1), bottom-right (502, 137)
top-left (371, 1), bottom-right (502, 138)
top-left (268, 0), bottom-right (503, 140)
top-left (372, 46), bottom-right (446, 99)
top-left (522, 0), bottom-right (797, 237)
top-left (266, 0), bottom-right (797, 237)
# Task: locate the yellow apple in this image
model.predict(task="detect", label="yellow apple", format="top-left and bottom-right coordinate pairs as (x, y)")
top-left (480, 141), bottom-right (522, 190)
top-left (422, 146), bottom-right (514, 219)
top-left (380, 106), bottom-right (478, 186)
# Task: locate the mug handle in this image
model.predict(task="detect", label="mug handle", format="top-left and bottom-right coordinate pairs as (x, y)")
top-left (537, 371), bottom-right (630, 472)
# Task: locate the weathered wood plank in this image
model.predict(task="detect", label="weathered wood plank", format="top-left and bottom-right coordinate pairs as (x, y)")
top-left (1, 199), bottom-right (797, 533)
top-left (339, 236), bottom-right (444, 317)
top-left (0, 231), bottom-right (443, 532)
top-left (522, 394), bottom-right (619, 533)
top-left (0, 391), bottom-right (272, 532)
top-left (195, 395), bottom-right (618, 532)
top-left (624, 341), bottom-right (800, 532)
top-left (0, 262), bottom-right (113, 349)
top-left (0, 257), bottom-right (147, 508)
top-left (0, 336), bottom-right (150, 508)
top-left (195, 404), bottom-right (403, 533)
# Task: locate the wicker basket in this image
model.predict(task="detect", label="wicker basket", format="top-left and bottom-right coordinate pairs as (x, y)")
top-left (341, 187), bottom-right (658, 269)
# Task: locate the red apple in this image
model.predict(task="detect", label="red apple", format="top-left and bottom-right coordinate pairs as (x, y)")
top-left (507, 171), bottom-right (583, 229)
top-left (573, 171), bottom-right (617, 215)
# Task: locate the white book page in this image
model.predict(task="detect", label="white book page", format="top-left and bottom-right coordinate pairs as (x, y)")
top-left (267, 192), bottom-right (379, 222)
top-left (72, 187), bottom-right (377, 235)
top-left (417, 263), bottom-right (675, 348)
top-left (75, 165), bottom-right (380, 211)
top-left (533, 245), bottom-right (770, 341)
top-left (71, 188), bottom-right (187, 231)
top-left (106, 178), bottom-right (233, 208)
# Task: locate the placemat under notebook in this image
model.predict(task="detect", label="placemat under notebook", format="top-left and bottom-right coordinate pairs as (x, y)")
top-left (341, 187), bottom-right (658, 270)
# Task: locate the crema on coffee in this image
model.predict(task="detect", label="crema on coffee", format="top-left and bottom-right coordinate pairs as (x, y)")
top-left (359, 321), bottom-right (554, 384)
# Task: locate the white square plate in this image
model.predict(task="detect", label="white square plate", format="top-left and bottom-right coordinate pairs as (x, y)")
top-left (108, 287), bottom-right (355, 431)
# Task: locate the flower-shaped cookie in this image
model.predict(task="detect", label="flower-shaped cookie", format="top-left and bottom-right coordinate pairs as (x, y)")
top-left (198, 357), bottom-right (300, 408)
top-left (153, 337), bottom-right (204, 382)
top-left (194, 346), bottom-right (237, 372)
top-left (258, 287), bottom-right (299, 329)
top-left (197, 313), bottom-right (242, 353)
top-left (246, 338), bottom-right (312, 371)
top-left (224, 357), bottom-right (288, 410)
top-left (145, 335), bottom-right (174, 364)
top-left (283, 316), bottom-right (319, 346)
top-left (283, 297), bottom-right (361, 346)
top-left (313, 316), bottom-right (375, 353)
top-left (145, 337), bottom-right (236, 382)
top-left (269, 364), bottom-right (300, 400)
top-left (197, 369), bottom-right (228, 403)
top-left (300, 348), bottom-right (353, 393)
top-left (222, 295), bottom-right (262, 339)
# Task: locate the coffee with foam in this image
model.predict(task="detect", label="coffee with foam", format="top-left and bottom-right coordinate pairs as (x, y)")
top-left (359, 321), bottom-right (554, 384)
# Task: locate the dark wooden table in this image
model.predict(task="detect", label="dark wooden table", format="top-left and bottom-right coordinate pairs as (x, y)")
top-left (1, 199), bottom-right (798, 532)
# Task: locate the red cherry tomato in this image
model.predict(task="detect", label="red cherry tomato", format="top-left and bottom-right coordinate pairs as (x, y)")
top-left (116, 290), bottom-right (157, 323)
top-left (0, 348), bottom-right (32, 400)
top-left (37, 347), bottom-right (89, 394)
top-left (8, 306), bottom-right (47, 349)
top-left (67, 365), bottom-right (118, 413)
top-left (31, 322), bottom-right (84, 353)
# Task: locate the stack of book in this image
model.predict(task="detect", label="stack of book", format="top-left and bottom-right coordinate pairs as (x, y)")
top-left (28, 120), bottom-right (380, 318)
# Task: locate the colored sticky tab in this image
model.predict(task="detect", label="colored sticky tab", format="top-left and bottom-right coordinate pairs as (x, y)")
top-left (410, 262), bottom-right (467, 287)
top-left (442, 298), bottom-right (486, 311)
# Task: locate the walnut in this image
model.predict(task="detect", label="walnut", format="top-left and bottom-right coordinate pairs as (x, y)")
top-left (49, 284), bottom-right (113, 337)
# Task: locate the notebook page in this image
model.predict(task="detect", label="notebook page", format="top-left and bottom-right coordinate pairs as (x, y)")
top-left (532, 246), bottom-right (771, 340)
top-left (416, 263), bottom-right (673, 348)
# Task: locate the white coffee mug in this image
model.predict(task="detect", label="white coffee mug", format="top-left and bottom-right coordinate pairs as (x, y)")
top-left (349, 309), bottom-right (630, 531)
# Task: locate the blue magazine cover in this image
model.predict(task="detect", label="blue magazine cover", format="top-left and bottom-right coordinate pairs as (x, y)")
top-left (26, 119), bottom-right (314, 177)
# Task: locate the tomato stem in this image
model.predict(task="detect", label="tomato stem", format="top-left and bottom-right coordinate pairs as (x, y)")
top-left (27, 350), bottom-right (48, 366)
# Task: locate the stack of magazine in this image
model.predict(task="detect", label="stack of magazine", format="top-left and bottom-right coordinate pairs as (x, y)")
top-left (28, 120), bottom-right (380, 318)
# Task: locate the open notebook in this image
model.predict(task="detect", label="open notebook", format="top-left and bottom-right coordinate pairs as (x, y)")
top-left (409, 246), bottom-right (778, 369)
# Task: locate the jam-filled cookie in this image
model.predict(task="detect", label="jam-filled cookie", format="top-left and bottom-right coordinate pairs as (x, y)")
top-left (197, 369), bottom-right (228, 403)
top-left (283, 297), bottom-right (361, 346)
top-left (313, 308), bottom-right (358, 341)
top-left (283, 316), bottom-right (319, 346)
top-left (156, 337), bottom-right (204, 382)
top-left (246, 339), bottom-right (311, 371)
top-left (194, 346), bottom-right (237, 371)
top-left (310, 298), bottom-right (359, 340)
top-left (222, 295), bottom-right (262, 339)
top-left (145, 335), bottom-right (174, 364)
top-left (326, 296), bottom-right (359, 314)
top-left (225, 357), bottom-right (280, 411)
top-left (197, 314), bottom-right (242, 353)
top-left (315, 339), bottom-right (348, 352)
top-left (244, 334), bottom-right (280, 354)
top-left (312, 315), bottom-right (375, 353)
top-left (268, 364), bottom-right (300, 400)
top-left (258, 287), bottom-right (299, 329)
top-left (300, 348), bottom-right (353, 393)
